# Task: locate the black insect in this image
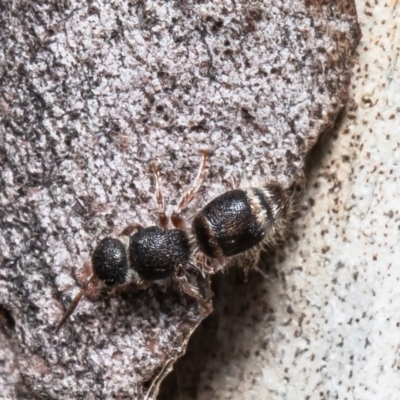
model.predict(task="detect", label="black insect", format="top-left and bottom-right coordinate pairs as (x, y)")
top-left (55, 151), bottom-right (211, 333)
top-left (56, 152), bottom-right (291, 333)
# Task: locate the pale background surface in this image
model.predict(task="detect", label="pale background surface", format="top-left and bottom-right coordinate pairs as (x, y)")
top-left (159, 1), bottom-right (400, 399)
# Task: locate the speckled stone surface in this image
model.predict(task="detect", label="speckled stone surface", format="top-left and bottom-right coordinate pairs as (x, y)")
top-left (159, 1), bottom-right (400, 399)
top-left (0, 1), bottom-right (359, 398)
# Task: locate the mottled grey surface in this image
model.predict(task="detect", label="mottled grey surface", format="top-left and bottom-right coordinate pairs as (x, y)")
top-left (0, 0), bottom-right (359, 398)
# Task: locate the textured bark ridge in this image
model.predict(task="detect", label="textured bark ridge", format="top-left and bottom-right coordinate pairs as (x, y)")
top-left (0, 1), bottom-right (359, 398)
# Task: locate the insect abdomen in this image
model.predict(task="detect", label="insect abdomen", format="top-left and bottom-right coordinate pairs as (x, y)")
top-left (192, 189), bottom-right (263, 258)
top-left (192, 185), bottom-right (287, 258)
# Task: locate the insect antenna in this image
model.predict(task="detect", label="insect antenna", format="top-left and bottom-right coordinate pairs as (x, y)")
top-left (55, 274), bottom-right (94, 334)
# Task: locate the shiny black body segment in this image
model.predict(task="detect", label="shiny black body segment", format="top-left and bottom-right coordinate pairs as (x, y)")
top-left (92, 237), bottom-right (128, 285)
top-left (129, 226), bottom-right (191, 280)
top-left (192, 189), bottom-right (265, 258)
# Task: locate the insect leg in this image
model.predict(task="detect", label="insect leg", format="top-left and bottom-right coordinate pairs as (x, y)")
top-left (171, 150), bottom-right (209, 229)
top-left (151, 161), bottom-right (169, 230)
